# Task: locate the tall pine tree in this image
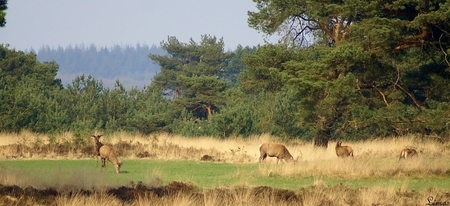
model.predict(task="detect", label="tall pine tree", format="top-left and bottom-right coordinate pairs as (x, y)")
top-left (149, 35), bottom-right (232, 120)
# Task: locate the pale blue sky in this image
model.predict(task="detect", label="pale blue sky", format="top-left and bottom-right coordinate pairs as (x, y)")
top-left (0, 0), bottom-right (279, 52)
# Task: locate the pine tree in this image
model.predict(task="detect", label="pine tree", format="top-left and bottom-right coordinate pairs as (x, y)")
top-left (149, 35), bottom-right (232, 119)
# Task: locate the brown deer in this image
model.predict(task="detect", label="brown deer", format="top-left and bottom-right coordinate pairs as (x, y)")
top-left (335, 141), bottom-right (354, 157)
top-left (91, 135), bottom-right (103, 167)
top-left (99, 145), bottom-right (123, 174)
top-left (398, 148), bottom-right (418, 160)
top-left (259, 143), bottom-right (297, 163)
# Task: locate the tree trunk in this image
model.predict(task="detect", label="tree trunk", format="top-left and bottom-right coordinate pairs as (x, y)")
top-left (206, 102), bottom-right (213, 118)
top-left (314, 129), bottom-right (329, 148)
top-left (314, 106), bottom-right (343, 148)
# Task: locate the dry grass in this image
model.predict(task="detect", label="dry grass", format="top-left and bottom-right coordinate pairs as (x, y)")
top-left (17, 183), bottom-right (445, 206)
top-left (254, 135), bottom-right (450, 179)
top-left (1, 132), bottom-right (449, 179)
top-left (55, 192), bottom-right (123, 206)
top-left (105, 132), bottom-right (450, 179)
top-left (102, 131), bottom-right (275, 162)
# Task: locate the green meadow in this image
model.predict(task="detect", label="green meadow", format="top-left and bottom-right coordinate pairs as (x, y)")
top-left (1, 159), bottom-right (449, 191)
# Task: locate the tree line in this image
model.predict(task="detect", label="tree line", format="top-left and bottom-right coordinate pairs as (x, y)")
top-left (37, 44), bottom-right (165, 89)
top-left (1, 0), bottom-right (450, 147)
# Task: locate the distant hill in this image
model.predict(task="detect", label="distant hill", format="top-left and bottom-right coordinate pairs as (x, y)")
top-left (37, 44), bottom-right (165, 89)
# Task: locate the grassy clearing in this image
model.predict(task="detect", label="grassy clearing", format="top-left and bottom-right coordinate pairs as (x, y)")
top-left (0, 159), bottom-right (449, 192)
top-left (0, 159), bottom-right (450, 205)
top-left (1, 132), bottom-right (450, 181)
top-left (1, 132), bottom-right (450, 205)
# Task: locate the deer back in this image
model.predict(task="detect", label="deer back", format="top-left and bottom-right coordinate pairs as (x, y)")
top-left (260, 143), bottom-right (293, 160)
top-left (100, 145), bottom-right (122, 171)
top-left (399, 148), bottom-right (418, 160)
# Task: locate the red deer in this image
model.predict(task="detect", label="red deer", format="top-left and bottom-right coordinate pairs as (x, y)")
top-left (398, 148), bottom-right (418, 160)
top-left (335, 141), bottom-right (354, 157)
top-left (259, 143), bottom-right (297, 163)
top-left (99, 145), bottom-right (123, 174)
top-left (91, 135), bottom-right (103, 167)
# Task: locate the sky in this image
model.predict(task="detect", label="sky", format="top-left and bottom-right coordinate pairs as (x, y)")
top-left (0, 0), bottom-right (280, 52)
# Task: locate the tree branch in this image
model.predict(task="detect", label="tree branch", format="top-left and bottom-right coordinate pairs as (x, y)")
top-left (439, 34), bottom-right (450, 68)
top-left (394, 42), bottom-right (427, 50)
top-left (372, 85), bottom-right (389, 106)
top-left (394, 29), bottom-right (428, 50)
top-left (390, 81), bottom-right (421, 109)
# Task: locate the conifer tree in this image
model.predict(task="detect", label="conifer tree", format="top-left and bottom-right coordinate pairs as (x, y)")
top-left (246, 0), bottom-right (450, 146)
top-left (149, 35), bottom-right (232, 119)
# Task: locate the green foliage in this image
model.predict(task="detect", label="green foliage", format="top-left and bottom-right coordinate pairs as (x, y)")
top-left (3, 0), bottom-right (450, 146)
top-left (222, 45), bottom-right (257, 86)
top-left (124, 85), bottom-right (172, 135)
top-left (245, 0), bottom-right (450, 146)
top-left (238, 44), bottom-right (296, 94)
top-left (0, 46), bottom-right (63, 133)
top-left (0, 0), bottom-right (6, 27)
top-left (149, 35), bottom-right (232, 120)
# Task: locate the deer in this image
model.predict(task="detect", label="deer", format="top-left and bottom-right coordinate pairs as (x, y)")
top-left (99, 145), bottom-right (123, 174)
top-left (398, 148), bottom-right (418, 161)
top-left (259, 143), bottom-right (297, 164)
top-left (335, 141), bottom-right (354, 157)
top-left (91, 135), bottom-right (104, 167)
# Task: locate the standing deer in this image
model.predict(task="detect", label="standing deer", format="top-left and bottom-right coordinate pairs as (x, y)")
top-left (335, 141), bottom-right (354, 157)
top-left (99, 145), bottom-right (123, 174)
top-left (259, 143), bottom-right (297, 163)
top-left (91, 135), bottom-right (103, 167)
top-left (398, 148), bottom-right (418, 160)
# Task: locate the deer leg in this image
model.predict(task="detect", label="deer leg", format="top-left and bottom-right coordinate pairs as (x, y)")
top-left (104, 159), bottom-right (108, 172)
top-left (259, 154), bottom-right (267, 162)
top-left (100, 158), bottom-right (106, 172)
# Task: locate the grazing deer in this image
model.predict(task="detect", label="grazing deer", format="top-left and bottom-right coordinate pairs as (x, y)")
top-left (398, 148), bottom-right (418, 160)
top-left (335, 141), bottom-right (354, 157)
top-left (91, 135), bottom-right (103, 167)
top-left (99, 145), bottom-right (123, 174)
top-left (259, 143), bottom-right (297, 163)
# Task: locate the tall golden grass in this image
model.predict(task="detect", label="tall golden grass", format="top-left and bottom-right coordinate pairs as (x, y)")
top-left (1, 131), bottom-right (449, 179)
top-left (49, 184), bottom-right (445, 206)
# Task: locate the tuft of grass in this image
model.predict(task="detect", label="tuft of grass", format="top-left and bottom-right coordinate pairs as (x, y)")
top-left (55, 192), bottom-right (123, 206)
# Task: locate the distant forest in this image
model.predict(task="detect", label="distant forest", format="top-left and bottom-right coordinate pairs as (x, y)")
top-left (37, 44), bottom-right (166, 89)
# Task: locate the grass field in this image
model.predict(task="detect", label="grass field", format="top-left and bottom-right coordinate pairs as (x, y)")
top-left (0, 132), bottom-right (450, 205)
top-left (1, 158), bottom-right (449, 191)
